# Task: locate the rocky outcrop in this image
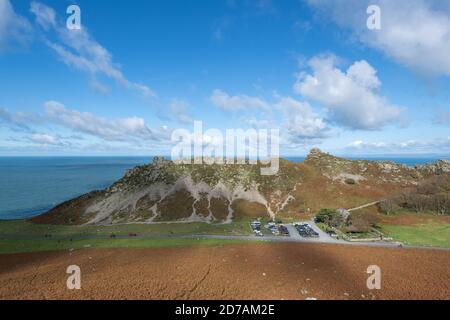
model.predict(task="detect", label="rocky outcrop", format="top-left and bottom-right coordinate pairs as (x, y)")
top-left (416, 160), bottom-right (450, 174)
top-left (304, 148), bottom-right (425, 185)
top-left (32, 149), bottom-right (449, 225)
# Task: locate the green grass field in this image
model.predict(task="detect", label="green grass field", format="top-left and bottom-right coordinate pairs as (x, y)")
top-left (0, 237), bottom-right (250, 254)
top-left (381, 222), bottom-right (450, 248)
top-left (0, 219), bottom-right (263, 254)
top-left (0, 219), bottom-right (258, 238)
top-left (2, 216), bottom-right (449, 253)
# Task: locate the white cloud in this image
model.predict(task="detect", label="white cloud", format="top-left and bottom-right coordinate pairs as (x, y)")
top-left (210, 89), bottom-right (330, 145)
top-left (274, 96), bottom-right (329, 142)
top-left (294, 55), bottom-right (403, 130)
top-left (346, 138), bottom-right (450, 154)
top-left (307, 0), bottom-right (450, 77)
top-left (347, 60), bottom-right (380, 89)
top-left (30, 1), bottom-right (155, 98)
top-left (1, 102), bottom-right (172, 146)
top-left (0, 0), bottom-right (32, 50)
top-left (28, 133), bottom-right (63, 146)
top-left (29, 1), bottom-right (55, 30)
top-left (43, 101), bottom-right (163, 142)
top-left (210, 89), bottom-right (270, 111)
top-left (347, 140), bottom-right (387, 149)
top-left (0, 107), bottom-right (42, 130)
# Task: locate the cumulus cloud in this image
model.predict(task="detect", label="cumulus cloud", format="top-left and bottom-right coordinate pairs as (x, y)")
top-left (294, 55), bottom-right (403, 130)
top-left (307, 0), bottom-right (450, 77)
top-left (210, 89), bottom-right (270, 111)
top-left (29, 1), bottom-right (155, 98)
top-left (211, 89), bottom-right (330, 144)
top-left (0, 0), bottom-right (32, 50)
top-left (274, 96), bottom-right (329, 143)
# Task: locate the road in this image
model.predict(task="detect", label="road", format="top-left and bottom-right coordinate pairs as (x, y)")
top-left (183, 233), bottom-right (450, 251)
top-left (188, 220), bottom-right (396, 248)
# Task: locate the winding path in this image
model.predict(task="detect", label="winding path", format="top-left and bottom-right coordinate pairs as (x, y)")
top-left (347, 200), bottom-right (381, 212)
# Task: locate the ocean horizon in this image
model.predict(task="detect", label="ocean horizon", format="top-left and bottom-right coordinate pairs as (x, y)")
top-left (0, 155), bottom-right (449, 220)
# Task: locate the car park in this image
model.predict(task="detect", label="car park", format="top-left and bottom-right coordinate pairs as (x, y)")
top-left (293, 223), bottom-right (319, 238)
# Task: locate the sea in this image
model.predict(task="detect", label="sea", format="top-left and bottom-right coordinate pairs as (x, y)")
top-left (0, 155), bottom-right (448, 220)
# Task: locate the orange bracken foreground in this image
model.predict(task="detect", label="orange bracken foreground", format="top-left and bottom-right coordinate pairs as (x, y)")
top-left (1, 243), bottom-right (449, 300)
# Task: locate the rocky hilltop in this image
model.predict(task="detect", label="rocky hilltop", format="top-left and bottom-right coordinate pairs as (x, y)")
top-left (32, 149), bottom-right (450, 225)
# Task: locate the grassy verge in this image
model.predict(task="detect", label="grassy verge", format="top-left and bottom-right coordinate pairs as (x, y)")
top-left (381, 222), bottom-right (450, 248)
top-left (0, 219), bottom-right (261, 254)
top-left (0, 237), bottom-right (250, 254)
top-left (0, 218), bottom-right (256, 238)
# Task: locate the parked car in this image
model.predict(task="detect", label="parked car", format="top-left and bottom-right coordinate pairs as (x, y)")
top-left (278, 225), bottom-right (289, 236)
top-left (294, 223), bottom-right (319, 238)
top-left (250, 220), bottom-right (262, 231)
top-left (254, 230), bottom-right (264, 237)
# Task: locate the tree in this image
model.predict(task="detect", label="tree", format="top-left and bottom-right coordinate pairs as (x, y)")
top-left (315, 209), bottom-right (344, 228)
top-left (379, 198), bottom-right (399, 215)
top-left (433, 194), bottom-right (450, 215)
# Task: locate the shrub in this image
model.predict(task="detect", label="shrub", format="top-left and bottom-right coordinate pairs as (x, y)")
top-left (344, 178), bottom-right (356, 185)
top-left (379, 198), bottom-right (399, 215)
top-left (315, 209), bottom-right (344, 228)
top-left (346, 212), bottom-right (380, 232)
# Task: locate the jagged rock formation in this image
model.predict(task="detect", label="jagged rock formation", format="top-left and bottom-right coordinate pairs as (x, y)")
top-left (32, 149), bottom-right (448, 225)
top-left (416, 160), bottom-right (450, 174)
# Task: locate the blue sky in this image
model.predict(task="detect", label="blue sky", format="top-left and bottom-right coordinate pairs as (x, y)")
top-left (0, 0), bottom-right (449, 156)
